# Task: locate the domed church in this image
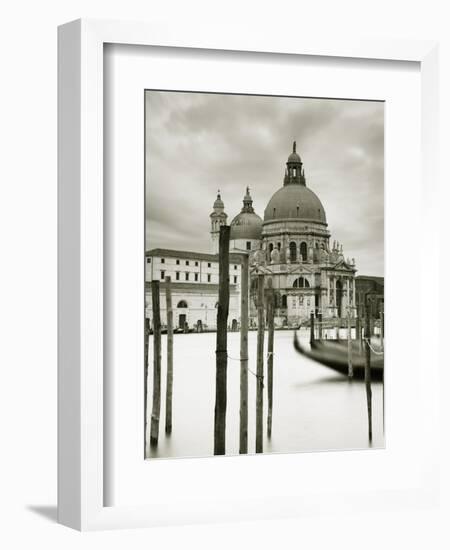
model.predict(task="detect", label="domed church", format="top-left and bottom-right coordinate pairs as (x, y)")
top-left (210, 142), bottom-right (357, 326)
top-left (146, 141), bottom-right (358, 331)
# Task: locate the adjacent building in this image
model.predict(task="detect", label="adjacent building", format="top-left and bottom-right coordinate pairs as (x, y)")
top-left (145, 249), bottom-right (242, 331)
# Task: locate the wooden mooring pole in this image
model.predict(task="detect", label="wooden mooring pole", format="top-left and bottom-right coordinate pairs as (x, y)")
top-left (347, 309), bottom-right (353, 378)
top-left (358, 305), bottom-right (364, 352)
top-left (309, 311), bottom-right (315, 346)
top-left (165, 276), bottom-right (174, 435)
top-left (239, 253), bottom-right (249, 454)
top-left (255, 273), bottom-right (265, 453)
top-left (364, 301), bottom-right (373, 442)
top-left (144, 316), bottom-right (150, 451)
top-left (318, 311), bottom-right (323, 340)
top-left (150, 281), bottom-right (162, 446)
top-left (267, 279), bottom-right (274, 438)
top-left (214, 225), bottom-right (230, 455)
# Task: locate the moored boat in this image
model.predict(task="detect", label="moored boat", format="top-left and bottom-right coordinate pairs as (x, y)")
top-left (293, 332), bottom-right (384, 381)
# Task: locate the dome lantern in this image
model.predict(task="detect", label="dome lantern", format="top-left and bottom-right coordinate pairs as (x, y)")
top-left (284, 141), bottom-right (306, 186)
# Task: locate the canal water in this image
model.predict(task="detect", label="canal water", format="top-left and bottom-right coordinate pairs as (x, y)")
top-left (146, 329), bottom-right (384, 459)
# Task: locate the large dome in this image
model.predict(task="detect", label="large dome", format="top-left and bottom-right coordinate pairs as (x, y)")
top-left (230, 211), bottom-right (263, 239)
top-left (264, 185), bottom-right (327, 224)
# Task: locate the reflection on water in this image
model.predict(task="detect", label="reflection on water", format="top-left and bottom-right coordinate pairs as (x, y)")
top-left (146, 329), bottom-right (384, 459)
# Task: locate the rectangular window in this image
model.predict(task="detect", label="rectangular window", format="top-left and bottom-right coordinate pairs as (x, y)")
top-left (160, 271), bottom-right (165, 280)
top-left (195, 273), bottom-right (199, 281)
top-left (146, 257), bottom-right (151, 264)
top-left (207, 262), bottom-right (211, 268)
top-left (176, 259), bottom-right (180, 265)
top-left (234, 265), bottom-right (237, 270)
top-left (233, 276), bottom-right (237, 284)
top-left (207, 274), bottom-right (211, 282)
top-left (195, 261), bottom-right (199, 266)
top-left (176, 272), bottom-right (180, 281)
top-left (161, 258), bottom-right (165, 264)
top-left (246, 241), bottom-right (251, 250)
top-left (186, 260), bottom-right (189, 266)
top-left (185, 272), bottom-right (189, 281)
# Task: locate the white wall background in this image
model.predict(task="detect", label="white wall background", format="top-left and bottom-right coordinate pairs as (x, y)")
top-left (0, 0), bottom-right (448, 548)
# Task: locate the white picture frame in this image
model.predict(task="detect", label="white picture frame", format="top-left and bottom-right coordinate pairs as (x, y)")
top-left (58, 18), bottom-right (439, 531)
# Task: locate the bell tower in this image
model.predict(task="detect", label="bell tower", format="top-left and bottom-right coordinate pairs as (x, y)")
top-left (210, 190), bottom-right (227, 253)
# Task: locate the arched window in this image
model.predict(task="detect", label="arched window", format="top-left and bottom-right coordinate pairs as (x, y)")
top-left (281, 295), bottom-right (287, 308)
top-left (293, 277), bottom-right (310, 288)
top-left (268, 243), bottom-right (274, 254)
top-left (177, 300), bottom-right (188, 308)
top-left (300, 242), bottom-right (307, 261)
top-left (289, 241), bottom-right (297, 261)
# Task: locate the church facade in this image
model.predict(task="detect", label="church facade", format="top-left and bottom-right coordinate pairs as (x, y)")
top-left (146, 142), bottom-right (358, 329)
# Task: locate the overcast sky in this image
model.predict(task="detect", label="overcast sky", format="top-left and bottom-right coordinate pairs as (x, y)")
top-left (145, 91), bottom-right (384, 277)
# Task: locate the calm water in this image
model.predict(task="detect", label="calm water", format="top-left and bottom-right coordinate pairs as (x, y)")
top-left (146, 329), bottom-right (384, 459)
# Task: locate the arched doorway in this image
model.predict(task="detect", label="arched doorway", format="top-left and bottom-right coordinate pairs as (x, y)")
top-left (177, 300), bottom-right (188, 329)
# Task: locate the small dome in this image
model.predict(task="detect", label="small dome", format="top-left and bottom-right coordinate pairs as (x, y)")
top-left (230, 211), bottom-right (263, 240)
top-left (230, 186), bottom-right (263, 240)
top-left (287, 151), bottom-right (302, 164)
top-left (264, 185), bottom-right (327, 224)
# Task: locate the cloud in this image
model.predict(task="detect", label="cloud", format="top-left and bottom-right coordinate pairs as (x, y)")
top-left (145, 91), bottom-right (384, 276)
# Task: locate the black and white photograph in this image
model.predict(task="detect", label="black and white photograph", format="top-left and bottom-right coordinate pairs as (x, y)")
top-left (4, 1), bottom-right (447, 542)
top-left (144, 90), bottom-right (384, 459)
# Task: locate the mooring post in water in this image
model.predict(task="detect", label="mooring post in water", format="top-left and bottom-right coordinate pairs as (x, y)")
top-left (150, 281), bottom-right (162, 446)
top-left (214, 225), bottom-right (230, 455)
top-left (255, 273), bottom-right (265, 453)
top-left (309, 311), bottom-right (315, 345)
top-left (239, 253), bottom-right (249, 454)
top-left (347, 309), bottom-right (353, 379)
top-left (318, 311), bottom-right (323, 340)
top-left (165, 276), bottom-right (174, 435)
top-left (355, 309), bottom-right (361, 353)
top-left (144, 316), bottom-right (150, 452)
top-left (267, 279), bottom-right (275, 439)
top-left (364, 301), bottom-right (373, 442)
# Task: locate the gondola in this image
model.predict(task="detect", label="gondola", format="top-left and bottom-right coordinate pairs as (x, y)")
top-left (293, 332), bottom-right (384, 381)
